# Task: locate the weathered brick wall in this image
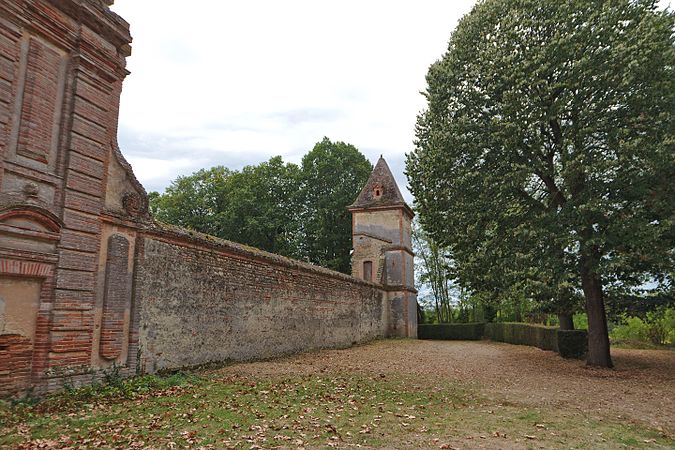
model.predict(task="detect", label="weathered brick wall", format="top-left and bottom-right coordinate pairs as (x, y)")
top-left (0, 0), bottom-right (147, 396)
top-left (135, 226), bottom-right (388, 373)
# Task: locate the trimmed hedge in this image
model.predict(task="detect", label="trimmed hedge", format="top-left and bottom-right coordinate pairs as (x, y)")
top-left (557, 330), bottom-right (588, 358)
top-left (418, 323), bottom-right (485, 340)
top-left (484, 322), bottom-right (559, 352)
top-left (421, 322), bottom-right (589, 359)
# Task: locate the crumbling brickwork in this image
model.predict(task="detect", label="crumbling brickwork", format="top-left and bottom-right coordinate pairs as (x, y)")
top-left (99, 234), bottom-right (132, 360)
top-left (136, 227), bottom-right (388, 372)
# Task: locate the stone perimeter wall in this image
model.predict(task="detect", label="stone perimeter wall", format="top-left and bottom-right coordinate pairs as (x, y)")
top-left (135, 228), bottom-right (388, 373)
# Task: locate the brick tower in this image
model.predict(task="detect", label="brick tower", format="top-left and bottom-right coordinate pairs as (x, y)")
top-left (349, 157), bottom-right (417, 338)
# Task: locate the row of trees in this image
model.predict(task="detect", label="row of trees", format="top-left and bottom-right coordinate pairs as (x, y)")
top-left (149, 138), bottom-right (372, 274)
top-left (407, 0), bottom-right (673, 367)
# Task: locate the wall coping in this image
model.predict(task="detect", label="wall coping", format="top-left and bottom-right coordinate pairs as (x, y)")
top-left (142, 221), bottom-right (385, 290)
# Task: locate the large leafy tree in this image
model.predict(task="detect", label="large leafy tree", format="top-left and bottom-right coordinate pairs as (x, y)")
top-left (407, 0), bottom-right (673, 367)
top-left (151, 166), bottom-right (232, 237)
top-left (150, 157), bottom-right (301, 256)
top-left (220, 157), bottom-right (302, 256)
top-left (299, 138), bottom-right (373, 273)
top-left (150, 139), bottom-right (372, 273)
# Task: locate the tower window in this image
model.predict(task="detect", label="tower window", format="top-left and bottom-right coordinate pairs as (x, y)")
top-left (373, 184), bottom-right (383, 199)
top-left (363, 261), bottom-right (373, 281)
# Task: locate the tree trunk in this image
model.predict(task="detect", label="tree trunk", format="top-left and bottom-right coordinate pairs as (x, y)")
top-left (580, 256), bottom-right (613, 368)
top-left (558, 313), bottom-right (574, 330)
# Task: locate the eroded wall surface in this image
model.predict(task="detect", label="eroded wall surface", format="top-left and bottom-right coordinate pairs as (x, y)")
top-left (352, 208), bottom-right (417, 338)
top-left (135, 228), bottom-right (388, 372)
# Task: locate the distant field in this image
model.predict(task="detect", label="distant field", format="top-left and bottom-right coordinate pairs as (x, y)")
top-left (1, 340), bottom-right (673, 449)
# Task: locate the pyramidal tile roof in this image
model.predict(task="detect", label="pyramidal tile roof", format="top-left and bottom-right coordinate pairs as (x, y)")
top-left (349, 156), bottom-right (411, 213)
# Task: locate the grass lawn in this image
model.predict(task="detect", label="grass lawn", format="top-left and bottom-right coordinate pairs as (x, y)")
top-left (1, 340), bottom-right (673, 449)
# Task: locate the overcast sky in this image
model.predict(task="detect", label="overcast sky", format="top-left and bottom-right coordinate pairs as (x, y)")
top-left (110, 1), bottom-right (672, 202)
top-left (110, 0), bottom-right (480, 201)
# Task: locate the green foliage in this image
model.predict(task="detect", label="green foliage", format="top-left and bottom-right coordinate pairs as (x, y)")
top-left (102, 362), bottom-right (123, 388)
top-left (65, 372), bottom-right (198, 404)
top-left (612, 317), bottom-right (652, 345)
top-left (418, 323), bottom-right (485, 340)
top-left (420, 321), bottom-right (588, 358)
top-left (407, 0), bottom-right (674, 366)
top-left (605, 288), bottom-right (674, 322)
top-left (413, 220), bottom-right (457, 323)
top-left (573, 313), bottom-right (589, 331)
top-left (149, 139), bottom-right (372, 272)
top-left (221, 157), bottom-right (302, 257)
top-left (611, 307), bottom-right (675, 346)
top-left (298, 138), bottom-right (373, 273)
top-left (151, 166), bottom-right (232, 237)
top-left (150, 159), bottom-right (301, 256)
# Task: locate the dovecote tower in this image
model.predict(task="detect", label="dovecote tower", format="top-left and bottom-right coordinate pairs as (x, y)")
top-left (348, 157), bottom-right (417, 338)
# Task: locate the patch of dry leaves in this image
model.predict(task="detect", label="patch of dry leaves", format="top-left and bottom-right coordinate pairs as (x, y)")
top-left (221, 339), bottom-right (675, 432)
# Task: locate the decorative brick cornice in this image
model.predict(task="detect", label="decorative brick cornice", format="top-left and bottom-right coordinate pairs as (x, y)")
top-left (382, 285), bottom-right (418, 294)
top-left (353, 232), bottom-right (393, 244)
top-left (382, 244), bottom-right (414, 256)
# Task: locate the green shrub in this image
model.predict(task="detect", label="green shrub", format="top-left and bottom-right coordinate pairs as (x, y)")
top-left (557, 330), bottom-right (588, 358)
top-left (611, 316), bottom-right (649, 343)
top-left (644, 307), bottom-right (674, 345)
top-left (418, 323), bottom-right (485, 340)
top-left (610, 307), bottom-right (674, 347)
top-left (423, 322), bottom-right (590, 359)
top-left (573, 313), bottom-right (588, 330)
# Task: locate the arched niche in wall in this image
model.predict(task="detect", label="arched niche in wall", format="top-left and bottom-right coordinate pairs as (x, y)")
top-left (0, 206), bottom-right (62, 254)
top-left (99, 234), bottom-right (132, 361)
top-left (0, 205), bottom-right (60, 396)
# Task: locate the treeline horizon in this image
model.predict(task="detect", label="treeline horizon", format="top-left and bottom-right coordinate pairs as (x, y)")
top-left (147, 137), bottom-right (373, 274)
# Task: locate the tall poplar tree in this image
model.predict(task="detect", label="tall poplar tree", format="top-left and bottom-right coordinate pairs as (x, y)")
top-left (407, 0), bottom-right (674, 367)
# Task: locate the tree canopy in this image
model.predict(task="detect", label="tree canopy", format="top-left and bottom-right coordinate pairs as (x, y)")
top-left (150, 138), bottom-right (372, 274)
top-left (407, 0), bottom-right (674, 367)
top-left (299, 138), bottom-right (373, 273)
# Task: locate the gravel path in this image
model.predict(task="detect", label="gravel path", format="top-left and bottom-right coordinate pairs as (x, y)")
top-left (221, 339), bottom-right (675, 432)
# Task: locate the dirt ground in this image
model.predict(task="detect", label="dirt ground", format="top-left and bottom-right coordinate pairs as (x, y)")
top-left (222, 339), bottom-right (675, 432)
top-left (3, 339), bottom-right (673, 449)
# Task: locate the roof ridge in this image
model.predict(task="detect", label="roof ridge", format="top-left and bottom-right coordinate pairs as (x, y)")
top-left (348, 156), bottom-right (410, 212)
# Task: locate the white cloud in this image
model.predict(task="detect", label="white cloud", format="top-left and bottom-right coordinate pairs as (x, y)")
top-left (111, 0), bottom-right (478, 197)
top-left (112, 0), bottom-right (673, 196)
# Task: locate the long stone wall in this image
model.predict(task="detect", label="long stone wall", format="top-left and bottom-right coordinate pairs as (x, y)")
top-left (134, 227), bottom-right (388, 373)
